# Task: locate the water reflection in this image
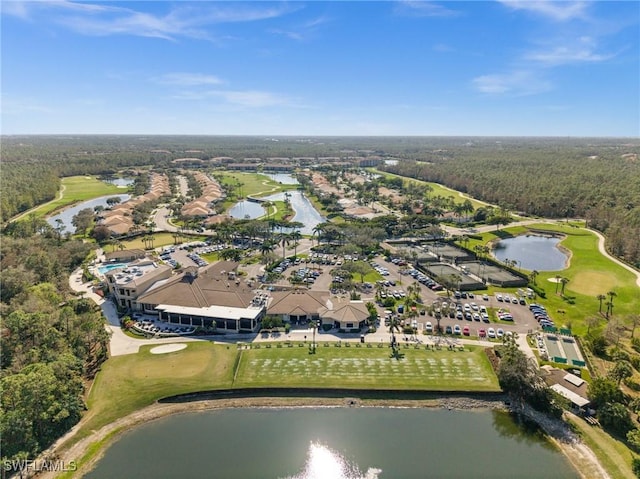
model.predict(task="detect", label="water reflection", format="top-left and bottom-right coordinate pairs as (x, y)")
top-left (46, 194), bottom-right (131, 231)
top-left (491, 411), bottom-right (554, 450)
top-left (265, 173), bottom-right (299, 185)
top-left (493, 235), bottom-right (568, 271)
top-left (228, 200), bottom-right (265, 219)
top-left (264, 191), bottom-right (325, 235)
top-left (283, 442), bottom-right (381, 479)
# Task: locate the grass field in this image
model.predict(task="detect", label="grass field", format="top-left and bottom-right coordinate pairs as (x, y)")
top-left (371, 169), bottom-right (490, 210)
top-left (18, 176), bottom-right (123, 220)
top-left (77, 342), bottom-right (235, 441)
top-left (113, 232), bottom-right (208, 251)
top-left (235, 345), bottom-right (500, 391)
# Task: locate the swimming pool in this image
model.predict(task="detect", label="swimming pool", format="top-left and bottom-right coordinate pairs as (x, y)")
top-left (98, 263), bottom-right (127, 274)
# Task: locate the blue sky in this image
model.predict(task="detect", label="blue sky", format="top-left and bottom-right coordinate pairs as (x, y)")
top-left (2, 1), bottom-right (638, 136)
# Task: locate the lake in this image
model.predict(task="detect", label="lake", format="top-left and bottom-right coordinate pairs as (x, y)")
top-left (84, 407), bottom-right (578, 479)
top-left (46, 194), bottom-right (131, 233)
top-left (493, 235), bottom-right (569, 271)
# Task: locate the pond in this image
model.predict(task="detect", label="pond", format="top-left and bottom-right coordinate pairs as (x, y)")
top-left (46, 194), bottom-right (131, 233)
top-left (228, 200), bottom-right (266, 220)
top-left (85, 407), bottom-right (578, 479)
top-left (493, 235), bottom-right (569, 271)
top-left (103, 177), bottom-right (135, 187)
top-left (264, 173), bottom-right (299, 185)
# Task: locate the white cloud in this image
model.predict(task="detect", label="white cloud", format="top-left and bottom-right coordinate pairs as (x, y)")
top-left (394, 1), bottom-right (460, 18)
top-left (472, 70), bottom-right (552, 96)
top-left (156, 73), bottom-right (224, 86)
top-left (497, 1), bottom-right (589, 22)
top-left (172, 89), bottom-right (296, 108)
top-left (270, 15), bottom-right (331, 41)
top-left (2, 1), bottom-right (296, 41)
top-left (525, 37), bottom-right (615, 65)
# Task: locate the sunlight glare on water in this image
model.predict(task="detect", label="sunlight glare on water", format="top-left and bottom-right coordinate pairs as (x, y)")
top-left (283, 442), bottom-right (382, 479)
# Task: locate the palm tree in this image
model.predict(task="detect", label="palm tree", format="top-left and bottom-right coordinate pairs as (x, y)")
top-left (529, 270), bottom-right (539, 286)
top-left (388, 315), bottom-right (401, 358)
top-left (607, 290), bottom-right (617, 311)
top-left (554, 275), bottom-right (561, 294)
top-left (559, 277), bottom-right (569, 296)
top-left (260, 241), bottom-right (275, 262)
top-left (280, 233), bottom-right (291, 260)
top-left (605, 301), bottom-right (614, 320)
top-left (596, 294), bottom-right (606, 314)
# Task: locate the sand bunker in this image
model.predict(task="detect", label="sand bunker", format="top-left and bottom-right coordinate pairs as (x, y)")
top-left (150, 343), bottom-right (187, 354)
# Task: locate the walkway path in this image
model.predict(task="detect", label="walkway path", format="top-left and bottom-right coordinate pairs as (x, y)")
top-left (589, 228), bottom-right (640, 288)
top-left (12, 183), bottom-right (67, 221)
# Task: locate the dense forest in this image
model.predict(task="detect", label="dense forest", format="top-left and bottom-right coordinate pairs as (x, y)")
top-left (380, 141), bottom-right (640, 266)
top-left (0, 233), bottom-right (110, 463)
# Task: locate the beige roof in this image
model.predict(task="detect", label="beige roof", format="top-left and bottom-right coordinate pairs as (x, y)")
top-left (267, 290), bottom-right (329, 316)
top-left (320, 301), bottom-right (369, 323)
top-left (138, 261), bottom-right (253, 309)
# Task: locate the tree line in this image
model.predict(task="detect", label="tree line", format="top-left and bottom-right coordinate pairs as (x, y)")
top-left (0, 234), bottom-right (110, 464)
top-left (381, 144), bottom-right (640, 266)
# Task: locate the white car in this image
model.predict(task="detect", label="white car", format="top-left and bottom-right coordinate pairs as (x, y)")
top-left (496, 328), bottom-right (504, 338)
top-left (487, 327), bottom-right (496, 338)
top-left (425, 321), bottom-right (433, 332)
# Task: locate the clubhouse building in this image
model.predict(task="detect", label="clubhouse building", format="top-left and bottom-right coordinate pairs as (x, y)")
top-left (104, 257), bottom-right (370, 334)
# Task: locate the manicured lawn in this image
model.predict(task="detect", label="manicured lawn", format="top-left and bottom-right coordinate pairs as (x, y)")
top-left (77, 342), bottom-right (235, 441)
top-left (114, 232), bottom-right (207, 251)
top-left (21, 176), bottom-right (123, 219)
top-left (371, 169), bottom-right (490, 210)
top-left (235, 344), bottom-right (500, 391)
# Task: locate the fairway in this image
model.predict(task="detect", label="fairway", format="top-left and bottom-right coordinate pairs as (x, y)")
top-left (235, 345), bottom-right (500, 391)
top-left (570, 270), bottom-right (621, 296)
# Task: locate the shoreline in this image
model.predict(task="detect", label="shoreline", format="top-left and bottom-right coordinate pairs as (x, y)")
top-left (35, 395), bottom-right (609, 479)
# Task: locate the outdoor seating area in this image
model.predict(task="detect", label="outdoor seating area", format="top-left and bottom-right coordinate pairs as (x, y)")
top-left (131, 316), bottom-right (195, 337)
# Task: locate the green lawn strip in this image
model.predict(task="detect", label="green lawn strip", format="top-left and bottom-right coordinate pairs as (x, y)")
top-left (371, 169), bottom-right (489, 210)
top-left (215, 172), bottom-right (290, 198)
top-left (71, 343), bottom-right (235, 445)
top-left (114, 232), bottom-right (207, 251)
top-left (234, 345), bottom-right (500, 391)
top-left (20, 176), bottom-right (123, 219)
top-left (566, 414), bottom-right (636, 479)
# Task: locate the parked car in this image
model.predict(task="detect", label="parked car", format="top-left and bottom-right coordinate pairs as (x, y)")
top-left (463, 326), bottom-right (470, 336)
top-left (487, 328), bottom-right (496, 338)
top-left (478, 328), bottom-right (487, 338)
top-left (425, 322), bottom-right (433, 332)
top-left (453, 325), bottom-right (462, 335)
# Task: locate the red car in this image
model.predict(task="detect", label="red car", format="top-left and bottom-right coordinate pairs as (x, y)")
top-left (463, 326), bottom-right (470, 336)
top-left (478, 328), bottom-right (487, 338)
